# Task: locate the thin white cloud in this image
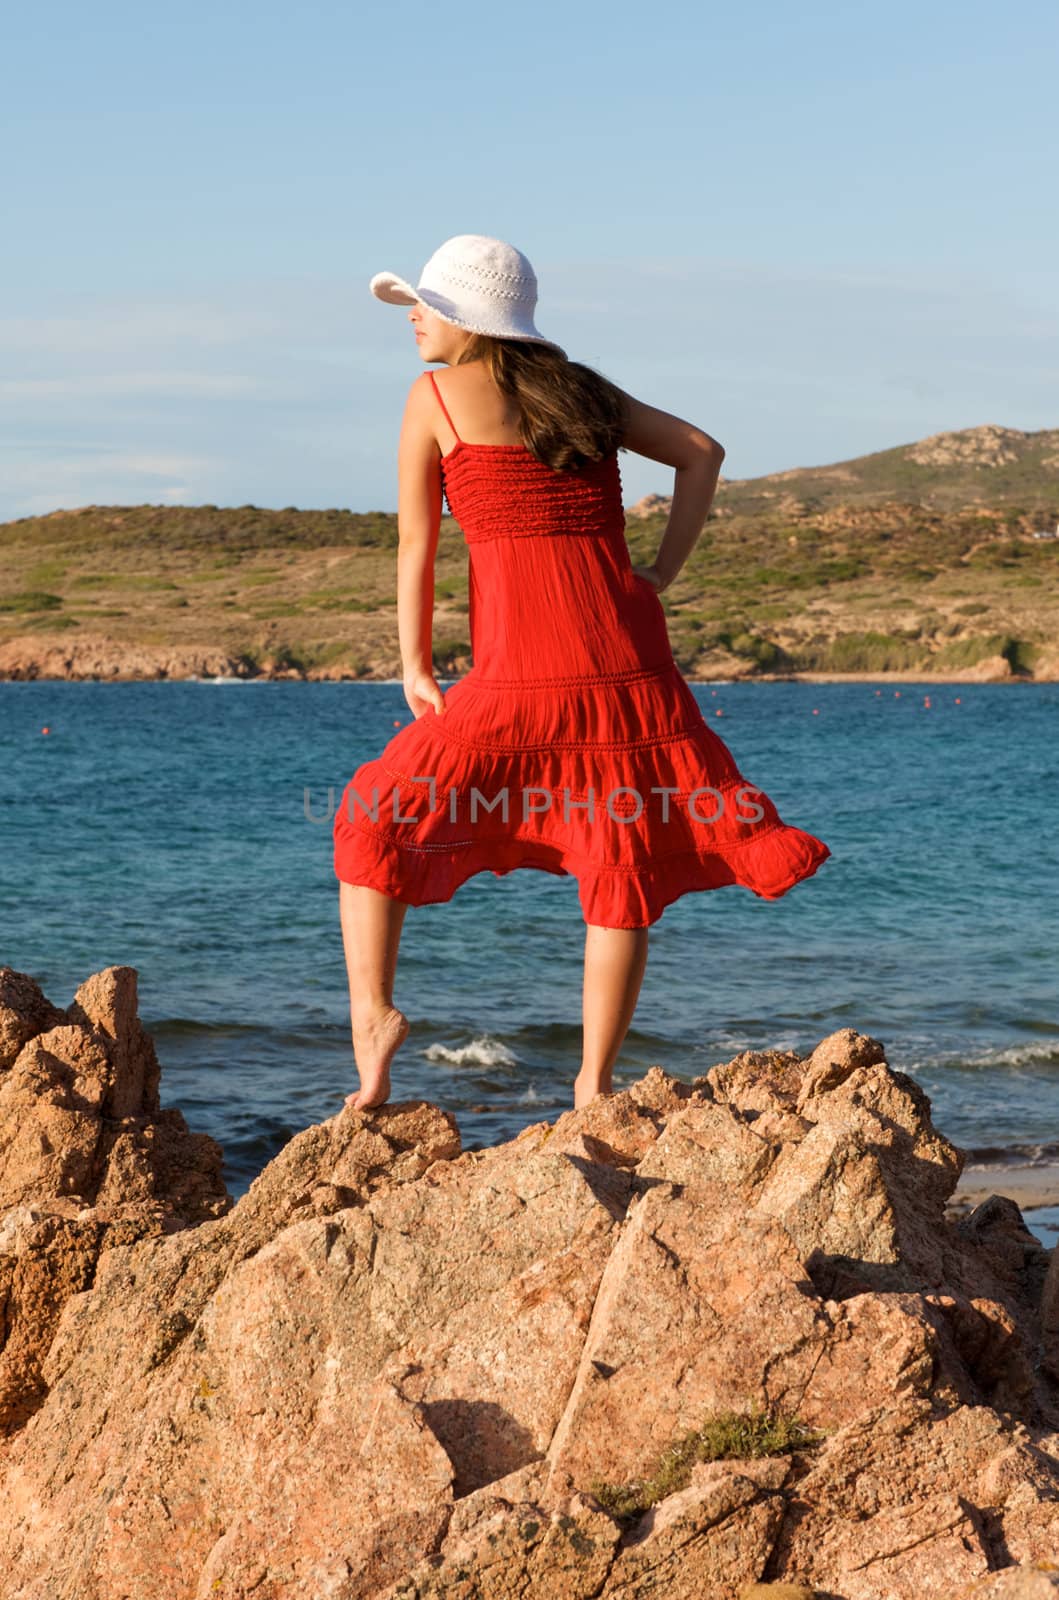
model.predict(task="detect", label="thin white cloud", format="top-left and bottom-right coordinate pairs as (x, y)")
top-left (0, 372), bottom-right (257, 398)
top-left (6, 485), bottom-right (192, 518)
top-left (0, 449), bottom-right (216, 521)
top-left (0, 304), bottom-right (284, 354)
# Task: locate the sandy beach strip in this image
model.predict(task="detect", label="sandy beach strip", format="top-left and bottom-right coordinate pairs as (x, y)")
top-left (947, 1161), bottom-right (1059, 1213)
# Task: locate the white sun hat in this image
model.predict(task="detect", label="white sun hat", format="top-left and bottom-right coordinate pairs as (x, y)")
top-left (369, 234), bottom-right (566, 354)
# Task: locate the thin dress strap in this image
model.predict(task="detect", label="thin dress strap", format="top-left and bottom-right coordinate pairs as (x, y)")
top-left (428, 371), bottom-right (462, 444)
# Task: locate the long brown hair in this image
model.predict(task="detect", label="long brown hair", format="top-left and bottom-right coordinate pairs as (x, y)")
top-left (454, 335), bottom-right (629, 473)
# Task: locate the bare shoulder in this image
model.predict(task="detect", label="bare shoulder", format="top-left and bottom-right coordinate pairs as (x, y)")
top-left (399, 363), bottom-right (495, 458)
top-left (405, 368), bottom-right (442, 409)
top-left (402, 366), bottom-right (453, 427)
top-left (395, 370), bottom-right (448, 466)
top-left (611, 385), bottom-right (725, 469)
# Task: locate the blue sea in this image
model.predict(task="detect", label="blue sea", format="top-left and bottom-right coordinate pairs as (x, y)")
top-left (4, 679), bottom-right (1058, 1236)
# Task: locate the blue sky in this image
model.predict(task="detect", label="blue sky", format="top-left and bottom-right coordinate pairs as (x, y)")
top-left (3, 0), bottom-right (1056, 523)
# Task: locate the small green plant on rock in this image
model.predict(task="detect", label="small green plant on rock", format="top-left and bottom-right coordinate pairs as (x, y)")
top-left (588, 1399), bottom-right (827, 1525)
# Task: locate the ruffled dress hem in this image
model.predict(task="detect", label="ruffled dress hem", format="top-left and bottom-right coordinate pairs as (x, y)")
top-left (334, 812), bottom-right (832, 930)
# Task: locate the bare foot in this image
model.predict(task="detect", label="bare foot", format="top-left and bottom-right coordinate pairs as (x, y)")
top-left (345, 1005), bottom-right (410, 1111)
top-left (573, 1072), bottom-right (613, 1110)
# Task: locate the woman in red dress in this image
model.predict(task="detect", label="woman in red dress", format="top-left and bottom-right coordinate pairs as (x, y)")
top-left (334, 235), bottom-right (831, 1112)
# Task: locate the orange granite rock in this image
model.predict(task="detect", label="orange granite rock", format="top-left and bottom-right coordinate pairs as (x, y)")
top-left (0, 980), bottom-right (1057, 1599)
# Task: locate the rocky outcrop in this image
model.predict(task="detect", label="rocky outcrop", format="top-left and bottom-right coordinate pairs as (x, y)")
top-left (625, 492), bottom-right (676, 518)
top-left (0, 627), bottom-right (1051, 684)
top-left (906, 425), bottom-right (1034, 469)
top-left (0, 633), bottom-right (418, 683)
top-left (0, 633), bottom-right (256, 681)
top-left (0, 964), bottom-right (230, 1433)
top-left (1, 970), bottom-right (1058, 1598)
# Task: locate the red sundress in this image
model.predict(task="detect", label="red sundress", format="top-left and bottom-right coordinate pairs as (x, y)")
top-left (333, 371), bottom-right (832, 928)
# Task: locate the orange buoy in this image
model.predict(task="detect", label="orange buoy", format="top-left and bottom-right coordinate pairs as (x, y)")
top-left (955, 697), bottom-right (961, 704)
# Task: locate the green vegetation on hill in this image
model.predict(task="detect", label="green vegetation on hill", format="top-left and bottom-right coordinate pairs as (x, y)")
top-left (634, 496), bottom-right (1058, 677)
top-left (2, 423), bottom-right (1057, 679)
top-left (713, 421), bottom-right (1059, 518)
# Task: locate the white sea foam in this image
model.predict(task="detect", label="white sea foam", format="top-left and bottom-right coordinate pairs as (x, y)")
top-left (899, 1041), bottom-right (1059, 1075)
top-left (709, 1032), bottom-right (753, 1052)
top-left (422, 1034), bottom-right (519, 1069)
top-left (187, 675), bottom-right (260, 684)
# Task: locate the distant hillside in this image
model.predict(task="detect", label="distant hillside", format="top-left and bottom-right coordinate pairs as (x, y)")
top-left (627, 422), bottom-right (1059, 519)
top-left (2, 423), bottom-right (1057, 683)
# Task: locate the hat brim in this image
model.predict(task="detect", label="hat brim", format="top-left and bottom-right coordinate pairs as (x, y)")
top-left (370, 271), bottom-right (422, 307)
top-left (369, 275), bottom-right (475, 331)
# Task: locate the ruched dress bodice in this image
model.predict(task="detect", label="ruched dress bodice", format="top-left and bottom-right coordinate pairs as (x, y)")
top-left (441, 440), bottom-right (670, 682)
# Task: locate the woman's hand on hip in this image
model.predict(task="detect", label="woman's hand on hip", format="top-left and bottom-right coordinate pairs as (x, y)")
top-left (631, 563), bottom-right (665, 592)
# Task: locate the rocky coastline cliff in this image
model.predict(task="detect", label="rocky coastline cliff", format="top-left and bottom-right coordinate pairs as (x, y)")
top-left (2, 963), bottom-right (1059, 1598)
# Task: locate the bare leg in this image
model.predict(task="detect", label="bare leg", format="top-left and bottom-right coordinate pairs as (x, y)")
top-left (574, 924), bottom-right (649, 1109)
top-left (339, 881), bottom-right (411, 1110)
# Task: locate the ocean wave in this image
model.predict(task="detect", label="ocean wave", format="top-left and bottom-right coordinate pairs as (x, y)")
top-left (422, 1034), bottom-right (520, 1070)
top-left (899, 1041), bottom-right (1059, 1075)
top-left (149, 1016), bottom-right (264, 1038)
top-left (961, 1140), bottom-right (1059, 1169)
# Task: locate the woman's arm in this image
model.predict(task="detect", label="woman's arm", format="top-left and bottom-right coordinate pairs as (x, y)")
top-left (616, 389), bottom-right (726, 593)
top-left (394, 374), bottom-right (448, 717)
